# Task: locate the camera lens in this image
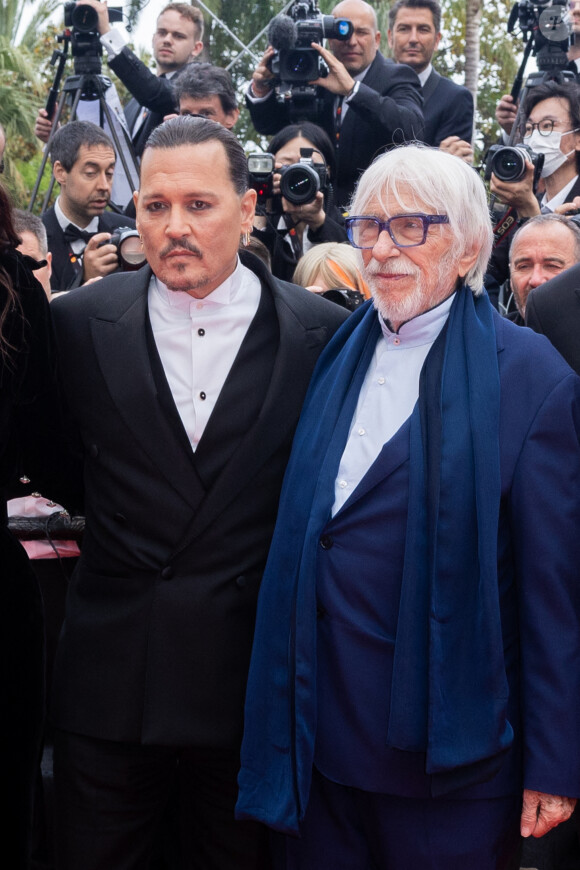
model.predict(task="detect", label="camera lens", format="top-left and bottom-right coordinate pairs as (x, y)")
top-left (70, 3), bottom-right (99, 32)
top-left (491, 147), bottom-right (527, 183)
top-left (280, 164), bottom-right (320, 205)
top-left (283, 49), bottom-right (319, 80)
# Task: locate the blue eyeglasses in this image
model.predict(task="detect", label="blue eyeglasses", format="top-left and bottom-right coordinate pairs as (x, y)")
top-left (345, 213), bottom-right (450, 249)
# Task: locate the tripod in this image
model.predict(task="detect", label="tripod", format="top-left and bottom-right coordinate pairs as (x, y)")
top-left (28, 34), bottom-right (139, 214)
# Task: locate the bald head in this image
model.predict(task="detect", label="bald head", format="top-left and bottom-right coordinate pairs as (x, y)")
top-left (330, 0), bottom-right (380, 75)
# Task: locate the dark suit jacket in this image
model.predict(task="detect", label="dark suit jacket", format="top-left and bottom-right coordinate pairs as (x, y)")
top-left (49, 254), bottom-right (348, 748)
top-left (247, 52), bottom-right (424, 208)
top-left (421, 68), bottom-right (473, 147)
top-left (108, 48), bottom-right (185, 156)
top-left (526, 260), bottom-right (580, 374)
top-left (42, 207), bottom-right (135, 292)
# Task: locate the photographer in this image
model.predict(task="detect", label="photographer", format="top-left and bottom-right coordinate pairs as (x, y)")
top-left (247, 0), bottom-right (423, 209)
top-left (42, 120), bottom-right (136, 292)
top-left (487, 81), bottom-right (580, 287)
top-left (36, 2), bottom-right (204, 158)
top-left (252, 122), bottom-right (348, 282)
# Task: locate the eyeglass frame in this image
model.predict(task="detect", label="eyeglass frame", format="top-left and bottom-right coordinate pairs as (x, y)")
top-left (345, 213), bottom-right (450, 249)
top-left (523, 119), bottom-right (563, 138)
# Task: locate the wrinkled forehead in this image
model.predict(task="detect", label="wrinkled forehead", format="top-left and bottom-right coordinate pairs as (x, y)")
top-left (357, 178), bottom-right (438, 217)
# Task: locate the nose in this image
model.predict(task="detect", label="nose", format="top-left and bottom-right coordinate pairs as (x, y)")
top-left (165, 207), bottom-right (190, 238)
top-left (528, 263), bottom-right (548, 289)
top-left (371, 229), bottom-right (400, 261)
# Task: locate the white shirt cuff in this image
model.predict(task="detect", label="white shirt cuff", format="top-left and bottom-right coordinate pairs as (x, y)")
top-left (100, 29), bottom-right (127, 59)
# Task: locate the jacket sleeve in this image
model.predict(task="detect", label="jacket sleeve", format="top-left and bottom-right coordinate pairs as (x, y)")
top-left (347, 61), bottom-right (424, 143)
top-left (108, 47), bottom-right (178, 116)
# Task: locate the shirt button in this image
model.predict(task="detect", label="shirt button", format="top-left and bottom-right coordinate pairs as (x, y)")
top-left (196, 302), bottom-right (203, 310)
top-left (378, 376), bottom-right (385, 385)
top-left (393, 337), bottom-right (401, 346)
top-left (339, 479), bottom-right (347, 489)
top-left (358, 428), bottom-right (365, 436)
top-left (198, 328), bottom-right (205, 336)
top-left (200, 391), bottom-right (206, 400)
top-left (161, 566), bottom-right (174, 581)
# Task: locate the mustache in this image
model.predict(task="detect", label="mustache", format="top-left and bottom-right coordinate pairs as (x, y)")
top-left (365, 257), bottom-right (420, 277)
top-left (159, 239), bottom-right (203, 258)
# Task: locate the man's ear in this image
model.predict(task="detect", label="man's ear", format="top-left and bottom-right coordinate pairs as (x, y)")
top-left (224, 108), bottom-right (240, 130)
top-left (53, 160), bottom-right (67, 185)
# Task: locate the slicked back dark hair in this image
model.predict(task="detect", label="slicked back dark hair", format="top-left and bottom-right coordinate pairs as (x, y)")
top-left (143, 115), bottom-right (249, 195)
top-left (49, 120), bottom-right (114, 171)
top-left (267, 122), bottom-right (337, 179)
top-left (388, 0), bottom-right (441, 32)
top-left (524, 80), bottom-right (580, 174)
top-left (173, 63), bottom-right (237, 114)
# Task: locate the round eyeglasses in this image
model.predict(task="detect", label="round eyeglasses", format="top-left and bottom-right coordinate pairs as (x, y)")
top-left (345, 213), bottom-right (450, 249)
top-left (523, 120), bottom-right (558, 138)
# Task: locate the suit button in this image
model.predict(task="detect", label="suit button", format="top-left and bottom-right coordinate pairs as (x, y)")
top-left (235, 575), bottom-right (247, 589)
top-left (113, 512), bottom-right (127, 524)
top-left (161, 566), bottom-right (174, 581)
top-left (319, 535), bottom-right (333, 550)
top-left (89, 444), bottom-right (99, 458)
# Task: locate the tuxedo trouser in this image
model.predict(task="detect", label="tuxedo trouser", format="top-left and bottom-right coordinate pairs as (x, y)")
top-left (52, 728), bottom-right (271, 870)
top-left (272, 767), bottom-right (522, 870)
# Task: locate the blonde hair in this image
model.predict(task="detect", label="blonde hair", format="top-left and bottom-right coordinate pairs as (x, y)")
top-left (293, 242), bottom-right (370, 298)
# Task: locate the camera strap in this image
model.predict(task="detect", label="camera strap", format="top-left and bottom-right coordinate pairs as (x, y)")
top-left (491, 206), bottom-right (518, 248)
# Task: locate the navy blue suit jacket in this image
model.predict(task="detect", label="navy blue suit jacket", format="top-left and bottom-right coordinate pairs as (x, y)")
top-left (421, 68), bottom-right (473, 146)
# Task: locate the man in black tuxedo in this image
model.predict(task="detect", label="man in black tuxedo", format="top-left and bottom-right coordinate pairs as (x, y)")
top-left (49, 116), bottom-right (348, 870)
top-left (387, 0), bottom-right (474, 160)
top-left (246, 0), bottom-right (424, 208)
top-left (36, 2), bottom-right (204, 158)
top-left (42, 120), bottom-right (135, 292)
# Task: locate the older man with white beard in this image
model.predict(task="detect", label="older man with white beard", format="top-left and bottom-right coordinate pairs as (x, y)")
top-left (236, 144), bottom-right (580, 870)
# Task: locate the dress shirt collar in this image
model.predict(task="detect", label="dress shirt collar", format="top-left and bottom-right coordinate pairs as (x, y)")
top-left (417, 64), bottom-right (433, 87)
top-left (541, 175), bottom-right (579, 212)
top-left (55, 196), bottom-right (99, 234)
top-left (378, 291), bottom-right (455, 348)
top-left (151, 256), bottom-right (254, 314)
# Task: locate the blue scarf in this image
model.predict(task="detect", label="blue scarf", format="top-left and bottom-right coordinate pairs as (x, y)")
top-left (237, 287), bottom-right (513, 833)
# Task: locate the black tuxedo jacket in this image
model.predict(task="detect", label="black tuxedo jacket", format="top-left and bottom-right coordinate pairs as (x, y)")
top-left (42, 206), bottom-right (134, 292)
top-left (526, 260), bottom-right (580, 374)
top-left (49, 255), bottom-right (348, 747)
top-left (108, 48), bottom-right (186, 156)
top-left (421, 68), bottom-right (474, 147)
top-left (247, 52), bottom-right (424, 207)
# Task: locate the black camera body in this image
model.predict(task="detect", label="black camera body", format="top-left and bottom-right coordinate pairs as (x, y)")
top-left (267, 1), bottom-right (353, 120)
top-left (279, 148), bottom-right (329, 205)
top-left (484, 143), bottom-right (544, 189)
top-left (509, 0), bottom-right (571, 72)
top-left (63, 1), bottom-right (123, 72)
top-left (98, 226), bottom-right (146, 272)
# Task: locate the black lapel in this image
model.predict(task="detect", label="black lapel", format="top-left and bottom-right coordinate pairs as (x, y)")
top-left (421, 68), bottom-right (441, 105)
top-left (88, 269), bottom-right (206, 511)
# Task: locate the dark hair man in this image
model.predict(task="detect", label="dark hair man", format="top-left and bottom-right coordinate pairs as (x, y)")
top-left (237, 144), bottom-right (580, 869)
top-left (387, 0), bottom-right (474, 160)
top-left (36, 2), bottom-right (205, 157)
top-left (508, 213), bottom-right (580, 322)
top-left (174, 62), bottom-right (240, 128)
top-left (246, 0), bottom-right (424, 208)
top-left (13, 209), bottom-right (53, 299)
top-left (48, 115), bottom-right (347, 870)
top-left (42, 120), bottom-right (135, 291)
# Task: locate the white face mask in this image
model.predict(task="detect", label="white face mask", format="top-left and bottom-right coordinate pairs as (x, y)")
top-left (525, 128), bottom-right (580, 178)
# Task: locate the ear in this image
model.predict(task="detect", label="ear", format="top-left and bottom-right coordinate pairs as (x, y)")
top-left (375, 30), bottom-right (381, 50)
top-left (457, 243), bottom-right (480, 279)
top-left (133, 189), bottom-right (139, 216)
top-left (387, 28), bottom-right (393, 50)
top-left (224, 107), bottom-right (240, 130)
top-left (46, 251), bottom-right (53, 280)
top-left (240, 188), bottom-right (257, 234)
top-left (53, 160), bottom-right (67, 185)
top-left (191, 40), bottom-right (204, 60)
top-left (434, 31), bottom-right (442, 52)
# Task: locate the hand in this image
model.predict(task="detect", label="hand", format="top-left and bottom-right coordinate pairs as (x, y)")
top-left (496, 94), bottom-right (518, 136)
top-left (81, 233), bottom-right (119, 282)
top-left (35, 108), bottom-right (54, 143)
top-left (282, 192), bottom-right (326, 231)
top-left (250, 46), bottom-right (277, 98)
top-left (439, 136), bottom-right (474, 164)
top-left (521, 790), bottom-right (576, 838)
top-left (309, 43), bottom-right (355, 96)
top-left (75, 0), bottom-right (111, 35)
top-left (554, 195), bottom-right (580, 215)
top-left (489, 161), bottom-right (540, 218)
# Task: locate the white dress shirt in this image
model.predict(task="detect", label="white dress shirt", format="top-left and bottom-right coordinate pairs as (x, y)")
top-left (55, 197), bottom-right (99, 256)
top-left (332, 294), bottom-right (454, 516)
top-left (148, 258), bottom-right (261, 451)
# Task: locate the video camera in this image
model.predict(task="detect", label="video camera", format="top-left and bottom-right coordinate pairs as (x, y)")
top-left (62, 1), bottom-right (123, 74)
top-left (508, 0), bottom-right (572, 72)
top-left (248, 148), bottom-right (329, 207)
top-left (267, 0), bottom-right (353, 121)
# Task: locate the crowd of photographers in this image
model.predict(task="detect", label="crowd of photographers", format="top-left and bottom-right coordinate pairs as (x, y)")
top-left (5, 0), bottom-right (580, 867)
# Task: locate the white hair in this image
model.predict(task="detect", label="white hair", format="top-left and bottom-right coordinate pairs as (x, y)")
top-left (350, 144), bottom-right (493, 294)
